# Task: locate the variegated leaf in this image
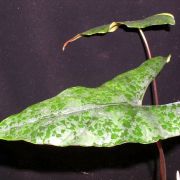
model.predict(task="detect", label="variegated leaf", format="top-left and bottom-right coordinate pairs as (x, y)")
top-left (1, 55), bottom-right (179, 147)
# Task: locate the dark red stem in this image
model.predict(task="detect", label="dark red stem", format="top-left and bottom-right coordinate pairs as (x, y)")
top-left (138, 29), bottom-right (166, 180)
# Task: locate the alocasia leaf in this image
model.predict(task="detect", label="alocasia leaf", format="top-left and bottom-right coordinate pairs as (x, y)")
top-left (63, 13), bottom-right (175, 50)
top-left (1, 55), bottom-right (179, 147)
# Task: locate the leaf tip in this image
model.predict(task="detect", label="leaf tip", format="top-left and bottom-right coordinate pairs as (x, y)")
top-left (177, 171), bottom-right (180, 180)
top-left (166, 54), bottom-right (171, 63)
top-left (158, 13), bottom-right (175, 25)
top-left (62, 34), bottom-right (82, 51)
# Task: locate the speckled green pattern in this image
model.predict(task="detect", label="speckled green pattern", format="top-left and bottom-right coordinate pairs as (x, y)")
top-left (81, 13), bottom-right (175, 36)
top-left (0, 102), bottom-right (179, 147)
top-left (0, 56), bottom-right (179, 147)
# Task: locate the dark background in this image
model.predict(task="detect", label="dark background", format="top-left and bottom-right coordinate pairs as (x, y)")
top-left (0, 0), bottom-right (179, 180)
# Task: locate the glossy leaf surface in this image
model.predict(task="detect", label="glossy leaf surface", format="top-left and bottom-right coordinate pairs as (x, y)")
top-left (63, 13), bottom-right (175, 50)
top-left (1, 56), bottom-right (179, 147)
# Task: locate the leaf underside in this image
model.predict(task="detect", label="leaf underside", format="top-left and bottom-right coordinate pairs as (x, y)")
top-left (0, 56), bottom-right (179, 147)
top-left (63, 13), bottom-right (175, 50)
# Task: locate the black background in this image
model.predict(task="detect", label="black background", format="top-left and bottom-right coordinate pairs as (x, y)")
top-left (0, 1), bottom-right (179, 180)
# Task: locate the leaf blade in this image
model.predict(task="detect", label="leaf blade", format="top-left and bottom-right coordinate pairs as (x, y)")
top-left (0, 102), bottom-right (179, 147)
top-left (63, 13), bottom-right (175, 50)
top-left (0, 56), bottom-right (178, 147)
top-left (123, 13), bottom-right (175, 29)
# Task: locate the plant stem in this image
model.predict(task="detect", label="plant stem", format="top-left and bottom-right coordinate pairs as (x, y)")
top-left (138, 29), bottom-right (166, 180)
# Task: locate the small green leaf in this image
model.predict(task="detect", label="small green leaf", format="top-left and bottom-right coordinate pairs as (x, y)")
top-left (1, 55), bottom-right (179, 147)
top-left (123, 13), bottom-right (175, 29)
top-left (63, 13), bottom-right (175, 50)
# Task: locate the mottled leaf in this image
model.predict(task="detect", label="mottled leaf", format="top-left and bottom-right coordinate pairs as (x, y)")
top-left (63, 13), bottom-right (175, 50)
top-left (0, 101), bottom-right (179, 147)
top-left (1, 55), bottom-right (179, 147)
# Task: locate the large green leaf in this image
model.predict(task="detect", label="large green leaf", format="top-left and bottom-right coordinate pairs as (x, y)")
top-left (63, 13), bottom-right (175, 50)
top-left (0, 102), bottom-right (179, 147)
top-left (1, 55), bottom-right (179, 147)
